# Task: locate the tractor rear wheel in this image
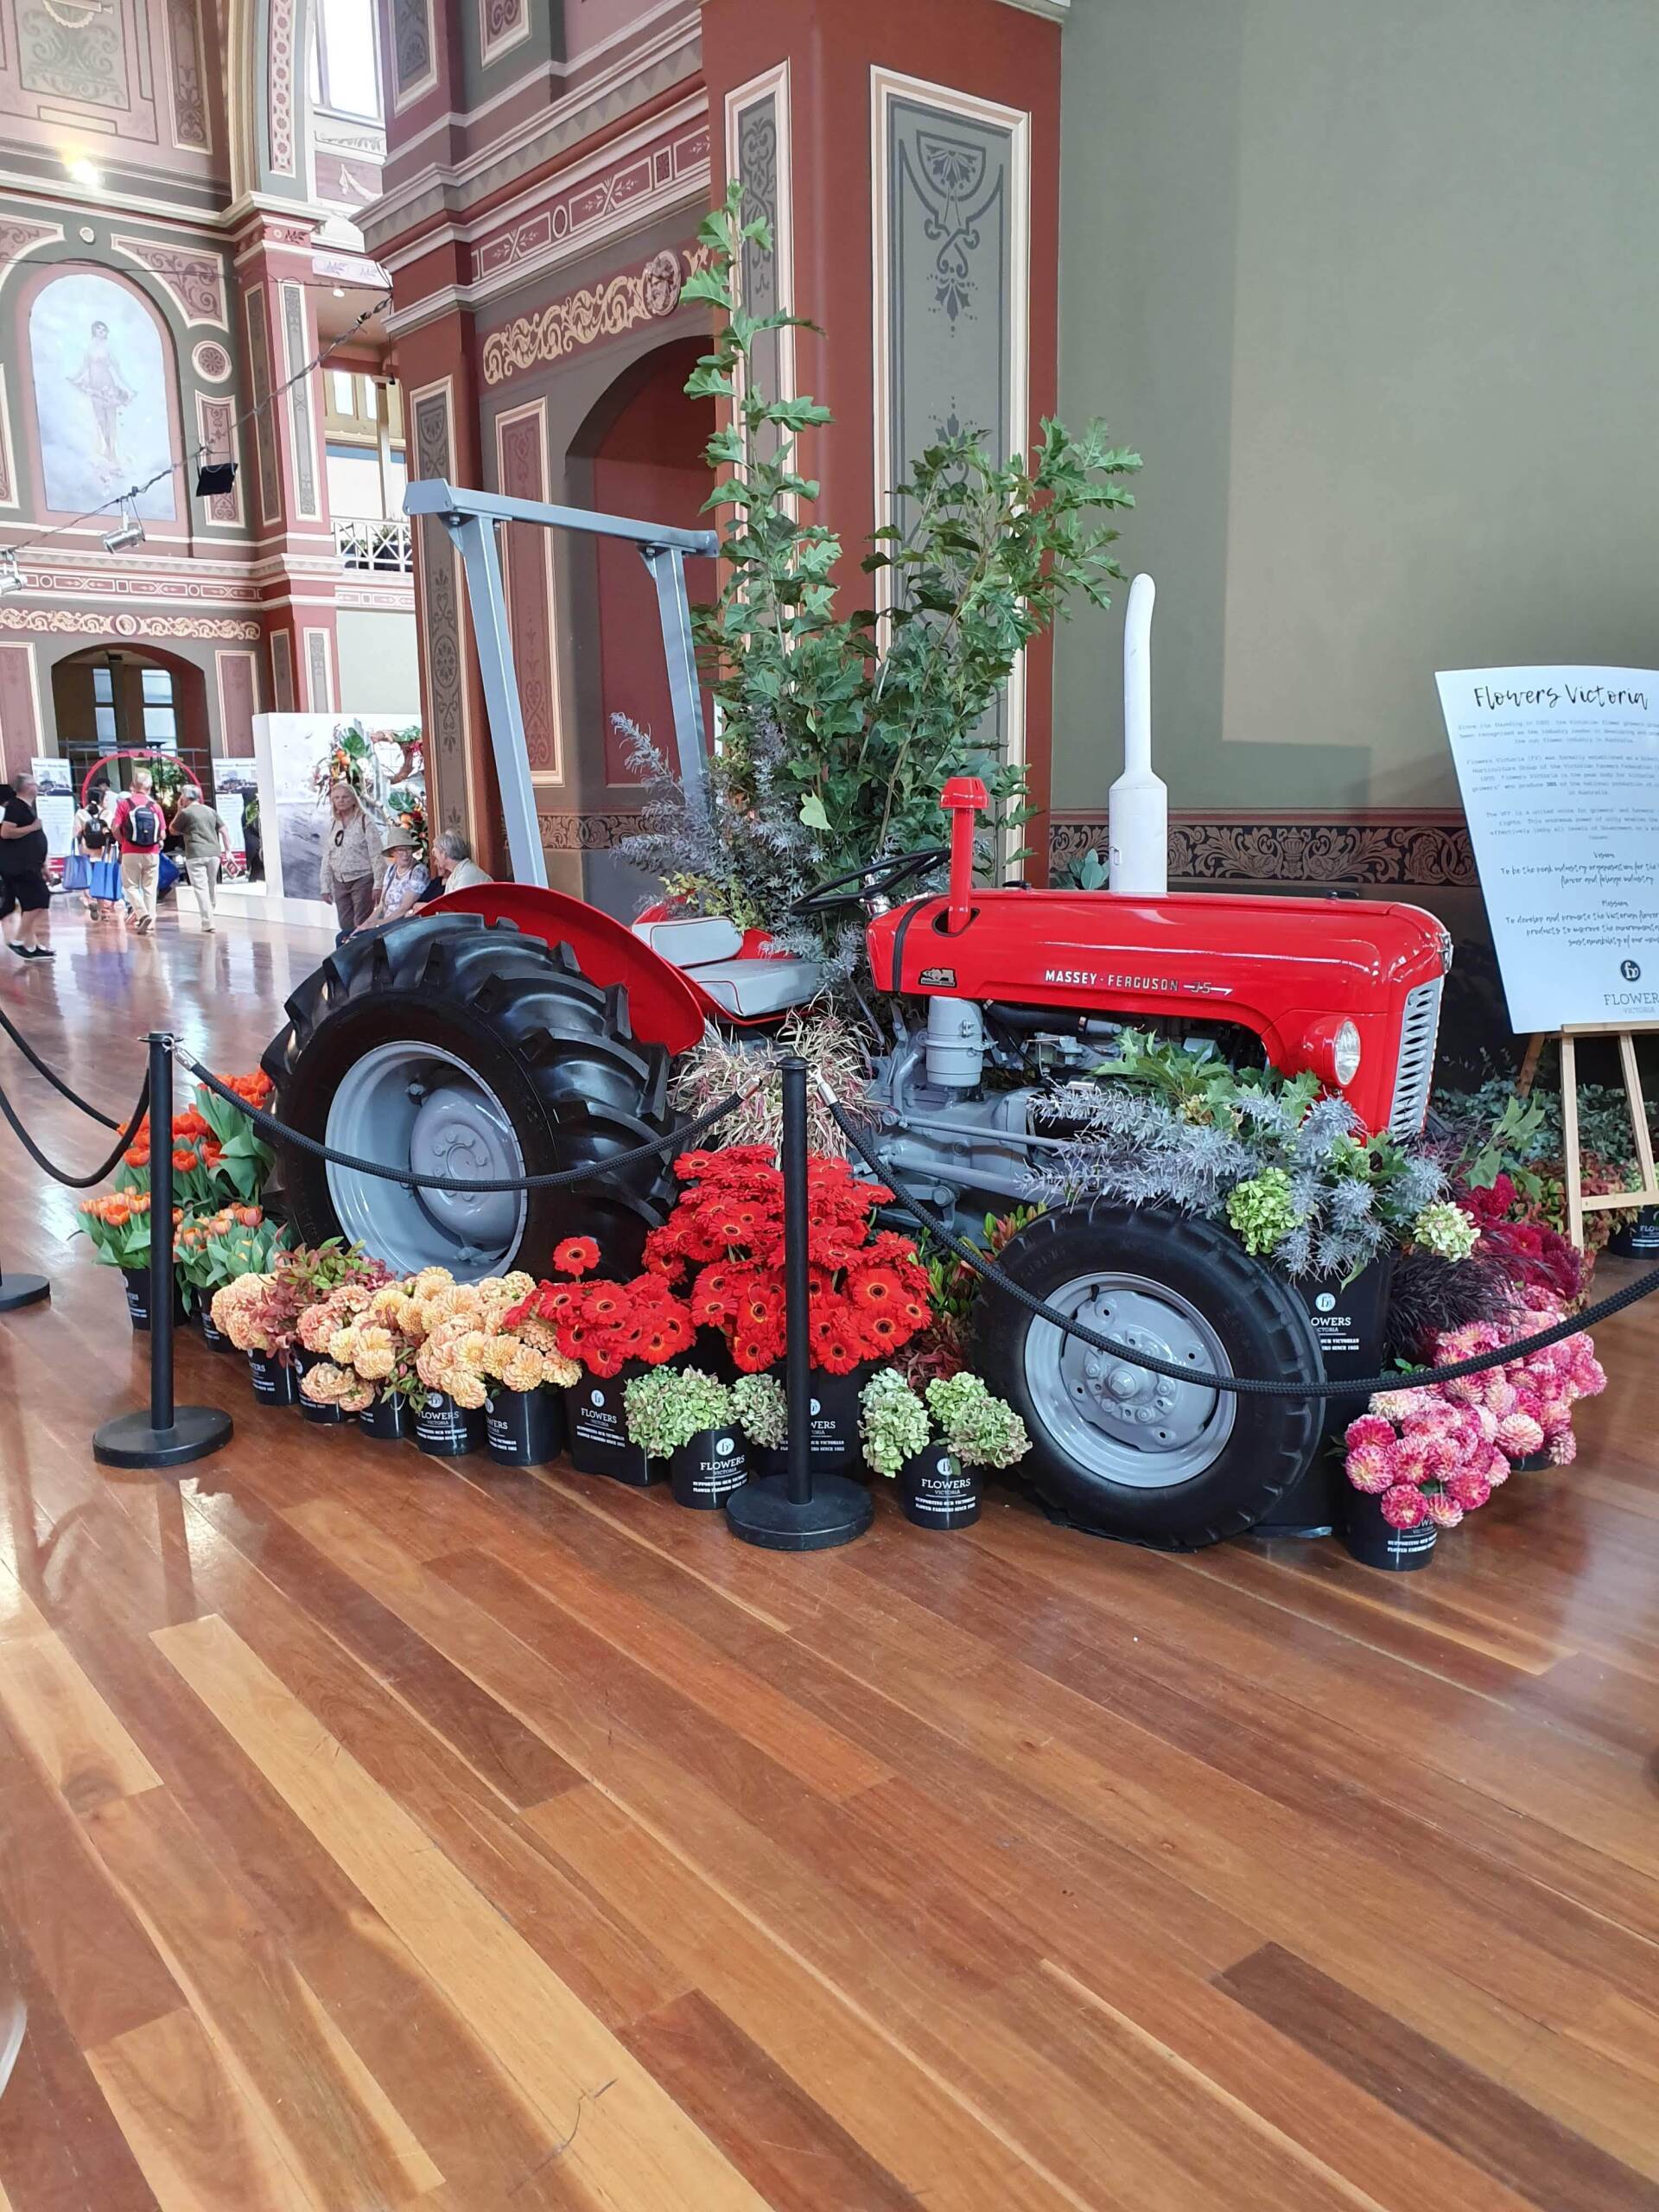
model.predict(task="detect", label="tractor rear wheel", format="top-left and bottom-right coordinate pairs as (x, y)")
top-left (262, 912), bottom-right (680, 1281)
top-left (976, 1201), bottom-right (1323, 1548)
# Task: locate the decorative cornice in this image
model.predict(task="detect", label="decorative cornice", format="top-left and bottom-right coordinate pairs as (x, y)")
top-left (1048, 811), bottom-right (1474, 888)
top-left (995, 0), bottom-right (1070, 17)
top-left (480, 242), bottom-right (703, 386)
top-left (365, 28), bottom-right (702, 256)
top-left (0, 608), bottom-right (260, 640)
top-left (537, 809), bottom-right (644, 851)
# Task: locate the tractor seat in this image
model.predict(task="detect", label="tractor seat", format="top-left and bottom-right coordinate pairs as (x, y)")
top-left (686, 956), bottom-right (825, 1019)
top-left (631, 915), bottom-right (746, 969)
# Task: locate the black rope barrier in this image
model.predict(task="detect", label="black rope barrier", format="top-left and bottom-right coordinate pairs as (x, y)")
top-left (0, 1067), bottom-right (150, 1190)
top-left (179, 1048), bottom-right (751, 1195)
top-left (827, 1092), bottom-right (1659, 1401)
top-left (0, 1003), bottom-right (122, 1130)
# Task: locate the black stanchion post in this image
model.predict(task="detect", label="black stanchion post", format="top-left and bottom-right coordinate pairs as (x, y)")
top-left (93, 1033), bottom-right (233, 1472)
top-left (726, 1057), bottom-right (873, 1552)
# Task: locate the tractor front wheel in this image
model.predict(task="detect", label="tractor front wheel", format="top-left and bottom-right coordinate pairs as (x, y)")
top-left (976, 1202), bottom-right (1323, 1548)
top-left (262, 912), bottom-right (680, 1281)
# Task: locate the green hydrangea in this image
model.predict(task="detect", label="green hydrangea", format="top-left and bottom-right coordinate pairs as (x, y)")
top-left (925, 1372), bottom-right (1030, 1471)
top-left (624, 1366), bottom-right (734, 1459)
top-left (731, 1371), bottom-right (787, 1450)
top-left (859, 1368), bottom-right (930, 1477)
top-left (1224, 1167), bottom-right (1302, 1255)
top-left (1409, 1199), bottom-right (1479, 1261)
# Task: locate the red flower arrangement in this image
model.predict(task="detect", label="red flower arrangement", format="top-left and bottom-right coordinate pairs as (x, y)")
top-left (641, 1146), bottom-right (932, 1375)
top-left (505, 1249), bottom-right (695, 1377)
top-left (1457, 1174), bottom-right (1585, 1306)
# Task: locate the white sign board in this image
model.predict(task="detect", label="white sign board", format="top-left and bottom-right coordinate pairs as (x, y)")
top-left (1437, 666), bottom-right (1659, 1034)
top-left (29, 757), bottom-right (75, 862)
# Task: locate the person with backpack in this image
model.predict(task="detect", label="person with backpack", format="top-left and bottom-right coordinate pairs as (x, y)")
top-left (111, 767), bottom-right (166, 934)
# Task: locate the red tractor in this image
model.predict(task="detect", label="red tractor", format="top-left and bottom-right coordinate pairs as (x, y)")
top-left (264, 483), bottom-right (1449, 1546)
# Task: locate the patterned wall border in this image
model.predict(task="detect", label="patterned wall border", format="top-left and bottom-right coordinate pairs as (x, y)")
top-left (302, 627), bottom-right (335, 712)
top-left (537, 810), bottom-right (645, 852)
top-left (194, 395), bottom-right (244, 526)
top-left (215, 648), bottom-right (261, 756)
top-left (726, 60), bottom-right (797, 502)
top-left (408, 376), bottom-right (474, 835)
top-left (0, 219), bottom-right (64, 276)
top-left (108, 235), bottom-right (227, 328)
top-left (279, 282), bottom-right (320, 519)
top-left (465, 111), bottom-right (710, 297)
top-left (0, 608), bottom-right (258, 640)
top-left (0, 365), bottom-right (15, 511)
top-left (871, 68), bottom-right (1031, 775)
top-left (389, 0), bottom-right (439, 116)
top-left (1047, 813), bottom-right (1477, 888)
top-left (493, 397), bottom-right (563, 780)
top-left (270, 632), bottom-right (295, 709)
top-left (267, 0), bottom-right (300, 177)
top-left (245, 288), bottom-right (283, 526)
top-left (480, 244), bottom-right (705, 388)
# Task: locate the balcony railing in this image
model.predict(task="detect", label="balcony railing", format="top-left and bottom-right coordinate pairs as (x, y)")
top-left (335, 517), bottom-right (413, 573)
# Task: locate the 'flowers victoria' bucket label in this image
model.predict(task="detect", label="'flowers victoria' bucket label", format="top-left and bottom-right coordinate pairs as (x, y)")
top-left (415, 1390), bottom-right (484, 1457)
top-left (565, 1374), bottom-right (652, 1485)
top-left (899, 1449), bottom-right (980, 1530)
top-left (670, 1426), bottom-right (748, 1510)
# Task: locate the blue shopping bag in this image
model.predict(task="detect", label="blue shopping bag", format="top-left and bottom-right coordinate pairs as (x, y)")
top-left (87, 855), bottom-right (122, 902)
top-left (60, 854), bottom-right (91, 892)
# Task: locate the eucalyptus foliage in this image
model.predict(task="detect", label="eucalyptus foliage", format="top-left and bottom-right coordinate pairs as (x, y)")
top-left (1028, 1032), bottom-right (1446, 1279)
top-left (618, 183), bottom-right (1141, 969)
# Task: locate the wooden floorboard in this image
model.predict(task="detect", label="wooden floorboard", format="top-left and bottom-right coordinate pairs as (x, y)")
top-left (0, 906), bottom-right (1656, 2206)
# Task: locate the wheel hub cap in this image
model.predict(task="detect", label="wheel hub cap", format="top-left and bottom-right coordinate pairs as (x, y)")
top-left (409, 1088), bottom-right (521, 1252)
top-left (1026, 1270), bottom-right (1236, 1490)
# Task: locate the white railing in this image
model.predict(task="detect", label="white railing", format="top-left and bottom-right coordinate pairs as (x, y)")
top-left (334, 517), bottom-right (413, 573)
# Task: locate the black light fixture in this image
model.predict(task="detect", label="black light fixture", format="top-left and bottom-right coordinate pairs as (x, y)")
top-left (194, 459), bottom-right (238, 499)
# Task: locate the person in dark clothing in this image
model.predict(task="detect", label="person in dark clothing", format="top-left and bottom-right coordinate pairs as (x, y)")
top-left (0, 773), bottom-right (54, 959)
top-left (241, 792), bottom-right (264, 882)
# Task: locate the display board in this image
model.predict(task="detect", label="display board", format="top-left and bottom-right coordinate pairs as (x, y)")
top-left (209, 760), bottom-right (255, 874)
top-left (1436, 665), bottom-right (1659, 1034)
top-left (29, 758), bottom-right (75, 862)
top-left (248, 714), bottom-right (423, 920)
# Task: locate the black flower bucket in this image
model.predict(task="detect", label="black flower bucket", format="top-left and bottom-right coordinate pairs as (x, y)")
top-left (763, 1362), bottom-right (873, 1476)
top-left (1342, 1489), bottom-right (1436, 1572)
top-left (123, 1268), bottom-right (186, 1332)
top-left (359, 1392), bottom-right (410, 1443)
top-left (414, 1390), bottom-right (486, 1459)
top-left (296, 1349), bottom-right (346, 1426)
top-left (668, 1425), bottom-right (748, 1510)
top-left (486, 1382), bottom-right (567, 1469)
top-left (248, 1349), bottom-right (299, 1408)
top-left (899, 1447), bottom-right (981, 1530)
top-left (199, 1308), bottom-right (232, 1354)
top-left (565, 1364), bottom-right (652, 1485)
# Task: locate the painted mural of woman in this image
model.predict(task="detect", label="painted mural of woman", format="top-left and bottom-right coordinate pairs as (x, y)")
top-left (68, 320), bottom-right (135, 473)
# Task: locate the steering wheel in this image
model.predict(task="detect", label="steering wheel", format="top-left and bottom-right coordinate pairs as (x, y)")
top-left (789, 845), bottom-right (951, 916)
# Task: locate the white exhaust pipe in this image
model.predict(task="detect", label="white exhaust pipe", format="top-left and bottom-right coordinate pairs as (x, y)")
top-left (1108, 572), bottom-right (1168, 896)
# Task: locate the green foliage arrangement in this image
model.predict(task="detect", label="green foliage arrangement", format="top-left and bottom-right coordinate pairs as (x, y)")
top-left (1029, 1030), bottom-right (1446, 1278)
top-left (925, 1372), bottom-right (1031, 1471)
top-left (731, 1370), bottom-right (787, 1452)
top-left (620, 183), bottom-right (1141, 975)
top-left (623, 1366), bottom-right (735, 1460)
top-left (859, 1365), bottom-right (1031, 1477)
top-left (859, 1368), bottom-right (931, 1478)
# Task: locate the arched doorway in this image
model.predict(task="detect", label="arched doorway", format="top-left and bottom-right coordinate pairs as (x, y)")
top-left (48, 643), bottom-right (212, 796)
top-left (574, 337), bottom-right (716, 785)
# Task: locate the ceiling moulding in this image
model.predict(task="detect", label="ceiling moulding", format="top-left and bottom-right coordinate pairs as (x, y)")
top-left (998, 0), bottom-right (1070, 16)
top-left (363, 28), bottom-right (701, 253)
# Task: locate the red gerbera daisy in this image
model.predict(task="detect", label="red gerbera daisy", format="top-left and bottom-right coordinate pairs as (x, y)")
top-left (553, 1235), bottom-right (601, 1277)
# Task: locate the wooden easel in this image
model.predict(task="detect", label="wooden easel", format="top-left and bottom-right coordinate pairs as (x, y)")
top-left (1518, 1024), bottom-right (1659, 1249)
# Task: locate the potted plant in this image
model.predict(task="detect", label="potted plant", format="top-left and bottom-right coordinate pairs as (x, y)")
top-left (210, 1240), bottom-right (386, 1408)
top-left (859, 1368), bottom-right (1030, 1529)
top-left (389, 1267), bottom-right (543, 1457)
top-left (624, 1367), bottom-right (748, 1510)
top-left (639, 1146), bottom-right (934, 1473)
top-left (296, 1277), bottom-right (393, 1424)
top-left (175, 1206), bottom-right (283, 1344)
top-left (77, 1191), bottom-right (185, 1328)
top-left (477, 1306), bottom-right (578, 1469)
top-left (506, 1238), bottom-right (695, 1483)
top-left (313, 1281), bottom-right (431, 1440)
top-left (732, 1370), bottom-right (788, 1476)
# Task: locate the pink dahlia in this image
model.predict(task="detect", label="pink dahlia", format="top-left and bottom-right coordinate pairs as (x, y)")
top-left (1380, 1484), bottom-right (1428, 1529)
top-left (1548, 1429), bottom-right (1578, 1466)
top-left (1425, 1491), bottom-right (1465, 1529)
top-left (1445, 1467), bottom-right (1492, 1513)
top-left (1495, 1412), bottom-right (1545, 1458)
top-left (1345, 1413), bottom-right (1397, 1453)
top-left (1345, 1442), bottom-right (1394, 1494)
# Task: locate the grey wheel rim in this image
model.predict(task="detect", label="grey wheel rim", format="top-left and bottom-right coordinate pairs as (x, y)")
top-left (326, 1040), bottom-right (526, 1279)
top-left (1024, 1269), bottom-right (1236, 1490)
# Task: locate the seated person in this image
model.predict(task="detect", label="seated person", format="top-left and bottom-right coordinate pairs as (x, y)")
top-left (359, 823), bottom-right (429, 930)
top-left (423, 830), bottom-right (493, 896)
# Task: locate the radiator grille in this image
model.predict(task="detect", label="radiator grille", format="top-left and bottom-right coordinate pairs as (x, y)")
top-left (1388, 978), bottom-right (1443, 1135)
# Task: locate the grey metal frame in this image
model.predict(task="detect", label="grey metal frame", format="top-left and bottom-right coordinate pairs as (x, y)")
top-left (404, 478), bottom-right (718, 887)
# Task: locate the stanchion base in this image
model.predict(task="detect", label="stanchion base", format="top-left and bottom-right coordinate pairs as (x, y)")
top-left (0, 1274), bottom-right (49, 1313)
top-left (93, 1405), bottom-right (233, 1471)
top-left (725, 1472), bottom-right (874, 1552)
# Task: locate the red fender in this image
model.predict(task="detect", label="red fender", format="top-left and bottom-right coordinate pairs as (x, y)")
top-left (425, 883), bottom-right (706, 1055)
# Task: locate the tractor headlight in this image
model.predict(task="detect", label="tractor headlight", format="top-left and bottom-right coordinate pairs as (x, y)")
top-left (1332, 1020), bottom-right (1363, 1086)
top-left (1300, 1016), bottom-right (1363, 1090)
